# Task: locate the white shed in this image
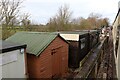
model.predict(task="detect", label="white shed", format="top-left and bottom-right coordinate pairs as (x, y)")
top-left (0, 41), bottom-right (27, 79)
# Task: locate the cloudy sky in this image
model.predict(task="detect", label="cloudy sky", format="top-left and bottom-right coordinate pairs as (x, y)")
top-left (22, 0), bottom-right (120, 25)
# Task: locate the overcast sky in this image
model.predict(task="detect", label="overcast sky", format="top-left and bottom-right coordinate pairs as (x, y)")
top-left (21, 0), bottom-right (120, 25)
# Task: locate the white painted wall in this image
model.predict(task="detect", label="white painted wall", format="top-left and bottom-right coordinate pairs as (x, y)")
top-left (117, 4), bottom-right (120, 78)
top-left (0, 49), bottom-right (26, 78)
top-left (117, 38), bottom-right (120, 79)
top-left (112, 13), bottom-right (119, 59)
top-left (112, 10), bottom-right (120, 79)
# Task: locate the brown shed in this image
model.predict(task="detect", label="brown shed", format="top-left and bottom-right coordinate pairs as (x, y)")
top-left (6, 32), bottom-right (69, 78)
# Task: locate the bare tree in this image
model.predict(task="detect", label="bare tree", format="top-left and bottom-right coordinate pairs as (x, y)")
top-left (0, 0), bottom-right (23, 27)
top-left (57, 5), bottom-right (72, 24)
top-left (0, 0), bottom-right (31, 40)
top-left (48, 4), bottom-right (72, 31)
top-left (21, 13), bottom-right (31, 31)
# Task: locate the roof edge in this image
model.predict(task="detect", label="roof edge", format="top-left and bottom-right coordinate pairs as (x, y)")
top-left (36, 34), bottom-right (69, 57)
top-left (58, 34), bottom-right (70, 44)
top-left (1, 44), bottom-right (27, 53)
top-left (35, 34), bottom-right (58, 56)
top-left (113, 8), bottom-right (120, 25)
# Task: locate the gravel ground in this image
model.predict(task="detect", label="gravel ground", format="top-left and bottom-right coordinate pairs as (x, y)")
top-left (97, 33), bottom-right (117, 79)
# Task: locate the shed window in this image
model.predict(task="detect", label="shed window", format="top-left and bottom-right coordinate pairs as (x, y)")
top-left (80, 38), bottom-right (85, 49)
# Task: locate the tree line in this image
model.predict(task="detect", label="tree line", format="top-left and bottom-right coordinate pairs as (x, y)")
top-left (0, 0), bottom-right (109, 40)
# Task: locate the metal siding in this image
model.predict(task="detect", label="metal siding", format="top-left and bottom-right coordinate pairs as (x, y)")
top-left (2, 49), bottom-right (26, 78)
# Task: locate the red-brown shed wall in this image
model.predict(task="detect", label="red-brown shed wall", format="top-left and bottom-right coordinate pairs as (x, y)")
top-left (27, 36), bottom-right (68, 78)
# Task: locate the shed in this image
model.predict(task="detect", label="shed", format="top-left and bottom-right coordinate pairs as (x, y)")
top-left (59, 30), bottom-right (99, 68)
top-left (6, 32), bottom-right (69, 78)
top-left (0, 40), bottom-right (27, 79)
top-left (59, 31), bottom-right (89, 68)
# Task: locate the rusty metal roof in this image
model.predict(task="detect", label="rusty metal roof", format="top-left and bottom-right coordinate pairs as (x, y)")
top-left (6, 32), bottom-right (58, 56)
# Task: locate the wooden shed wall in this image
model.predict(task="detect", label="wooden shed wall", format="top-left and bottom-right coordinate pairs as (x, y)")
top-left (27, 37), bottom-right (68, 78)
top-left (68, 41), bottom-right (79, 68)
top-left (68, 32), bottom-right (99, 68)
top-left (68, 33), bottom-right (89, 68)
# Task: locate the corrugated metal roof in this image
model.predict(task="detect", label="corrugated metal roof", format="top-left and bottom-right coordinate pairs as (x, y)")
top-left (6, 32), bottom-right (58, 56)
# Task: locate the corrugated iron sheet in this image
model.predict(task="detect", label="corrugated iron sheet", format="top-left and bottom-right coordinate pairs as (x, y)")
top-left (6, 32), bottom-right (57, 56)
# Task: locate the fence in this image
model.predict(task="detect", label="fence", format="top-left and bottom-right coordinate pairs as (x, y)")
top-left (74, 37), bottom-right (107, 78)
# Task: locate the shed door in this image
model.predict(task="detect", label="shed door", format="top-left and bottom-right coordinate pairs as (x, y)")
top-left (51, 47), bottom-right (61, 78)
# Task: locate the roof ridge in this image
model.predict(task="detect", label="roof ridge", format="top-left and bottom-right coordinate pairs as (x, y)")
top-left (6, 32), bottom-right (58, 56)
